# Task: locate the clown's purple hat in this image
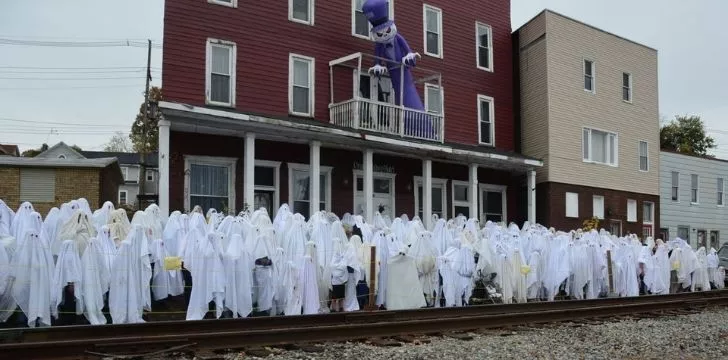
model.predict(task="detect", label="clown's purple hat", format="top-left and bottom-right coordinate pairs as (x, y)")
top-left (362, 0), bottom-right (393, 33)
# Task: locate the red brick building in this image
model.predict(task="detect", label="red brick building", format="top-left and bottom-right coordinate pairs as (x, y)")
top-left (158, 0), bottom-right (541, 227)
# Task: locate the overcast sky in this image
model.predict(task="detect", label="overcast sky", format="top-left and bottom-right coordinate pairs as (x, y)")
top-left (1, 0), bottom-right (727, 157)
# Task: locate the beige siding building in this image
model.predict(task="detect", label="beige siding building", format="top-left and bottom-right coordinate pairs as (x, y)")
top-left (515, 10), bottom-right (660, 237)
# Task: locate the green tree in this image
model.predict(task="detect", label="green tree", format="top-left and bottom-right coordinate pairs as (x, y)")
top-left (21, 143), bottom-right (49, 157)
top-left (130, 86), bottom-right (162, 153)
top-left (660, 115), bottom-right (716, 156)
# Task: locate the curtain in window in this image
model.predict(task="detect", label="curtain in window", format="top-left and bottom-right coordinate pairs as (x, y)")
top-left (190, 164), bottom-right (229, 213)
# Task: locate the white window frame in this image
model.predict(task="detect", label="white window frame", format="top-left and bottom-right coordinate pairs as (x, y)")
top-left (424, 83), bottom-right (443, 115)
top-left (643, 201), bottom-right (654, 236)
top-left (208, 0), bottom-right (237, 8)
top-left (352, 0), bottom-right (394, 39)
top-left (622, 72), bottom-right (632, 103)
top-left (479, 183), bottom-right (507, 224)
top-left (289, 0), bottom-right (314, 26)
top-left (288, 53), bottom-right (315, 117)
top-left (671, 171), bottom-right (679, 202)
top-left (638, 140), bottom-right (649, 172)
top-left (119, 190), bottom-right (128, 205)
top-left (477, 94), bottom-right (495, 146)
top-left (253, 160), bottom-right (281, 216)
top-left (287, 162), bottom-right (332, 213)
top-left (422, 4), bottom-right (443, 58)
top-left (414, 176), bottom-right (448, 220)
top-left (205, 38), bottom-right (236, 107)
top-left (592, 195), bottom-right (605, 219)
top-left (146, 169), bottom-right (155, 182)
top-left (565, 192), bottom-right (579, 218)
top-left (475, 22), bottom-right (493, 72)
top-left (184, 155), bottom-right (237, 213)
top-left (353, 170), bottom-right (396, 217)
top-left (451, 180), bottom-right (470, 218)
top-left (691, 174), bottom-right (699, 204)
top-left (583, 58), bottom-right (595, 93)
top-left (122, 167), bottom-right (129, 181)
top-left (582, 127), bottom-right (618, 166)
top-left (718, 177), bottom-right (725, 207)
top-left (627, 199), bottom-right (637, 222)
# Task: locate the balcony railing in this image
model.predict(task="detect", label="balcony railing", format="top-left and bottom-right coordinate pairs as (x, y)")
top-left (328, 52), bottom-right (444, 143)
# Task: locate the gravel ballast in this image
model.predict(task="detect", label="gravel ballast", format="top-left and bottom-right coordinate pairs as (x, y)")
top-left (236, 307), bottom-right (728, 360)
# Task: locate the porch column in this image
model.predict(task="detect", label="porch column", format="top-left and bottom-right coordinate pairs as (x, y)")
top-left (527, 170), bottom-right (536, 224)
top-left (309, 141), bottom-right (321, 217)
top-left (243, 133), bottom-right (255, 213)
top-left (423, 159), bottom-right (433, 229)
top-left (469, 164), bottom-right (478, 220)
top-left (363, 149), bottom-right (374, 223)
top-left (158, 119), bottom-right (170, 218)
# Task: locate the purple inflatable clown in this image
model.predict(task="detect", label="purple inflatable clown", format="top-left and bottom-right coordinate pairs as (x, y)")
top-left (362, 0), bottom-right (433, 138)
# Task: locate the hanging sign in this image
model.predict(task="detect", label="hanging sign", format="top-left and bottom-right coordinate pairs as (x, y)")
top-left (353, 162), bottom-right (395, 174)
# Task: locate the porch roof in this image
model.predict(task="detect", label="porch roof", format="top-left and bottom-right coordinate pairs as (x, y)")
top-left (159, 101), bottom-right (543, 172)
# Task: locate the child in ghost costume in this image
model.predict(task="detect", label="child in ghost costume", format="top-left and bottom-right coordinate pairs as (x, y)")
top-left (223, 234), bottom-right (254, 318)
top-left (11, 230), bottom-right (54, 327)
top-left (52, 240), bottom-right (84, 325)
top-left (186, 232), bottom-right (226, 320)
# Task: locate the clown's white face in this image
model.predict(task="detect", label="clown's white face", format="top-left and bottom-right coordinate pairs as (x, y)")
top-left (372, 23), bottom-right (397, 43)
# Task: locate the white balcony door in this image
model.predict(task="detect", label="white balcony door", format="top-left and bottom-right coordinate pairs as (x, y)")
top-left (357, 72), bottom-right (396, 132)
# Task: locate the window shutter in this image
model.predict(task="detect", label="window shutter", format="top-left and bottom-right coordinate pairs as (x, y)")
top-left (20, 168), bottom-right (56, 202)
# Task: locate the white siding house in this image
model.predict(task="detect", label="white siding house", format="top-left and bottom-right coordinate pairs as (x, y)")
top-left (660, 151), bottom-right (728, 249)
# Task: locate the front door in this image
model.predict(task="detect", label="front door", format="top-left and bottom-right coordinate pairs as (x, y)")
top-left (609, 219), bottom-right (622, 237)
top-left (353, 173), bottom-right (395, 219)
top-left (697, 230), bottom-right (707, 248)
top-left (479, 185), bottom-right (506, 224)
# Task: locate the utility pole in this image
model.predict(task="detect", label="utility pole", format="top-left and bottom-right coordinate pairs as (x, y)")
top-left (138, 39), bottom-right (152, 210)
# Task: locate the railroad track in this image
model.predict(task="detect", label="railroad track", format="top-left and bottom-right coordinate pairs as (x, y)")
top-left (1, 290), bottom-right (727, 359)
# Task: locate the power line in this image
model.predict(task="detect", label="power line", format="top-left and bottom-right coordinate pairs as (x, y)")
top-left (0, 69), bottom-right (160, 74)
top-left (0, 38), bottom-right (162, 49)
top-left (0, 84), bottom-right (145, 90)
top-left (0, 117), bottom-right (131, 127)
top-left (0, 66), bottom-right (161, 70)
top-left (0, 76), bottom-right (148, 80)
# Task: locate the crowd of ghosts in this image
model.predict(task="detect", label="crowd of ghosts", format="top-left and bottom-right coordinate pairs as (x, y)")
top-left (0, 197), bottom-right (725, 328)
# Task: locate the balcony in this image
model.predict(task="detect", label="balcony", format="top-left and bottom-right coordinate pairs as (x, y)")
top-left (328, 53), bottom-right (444, 143)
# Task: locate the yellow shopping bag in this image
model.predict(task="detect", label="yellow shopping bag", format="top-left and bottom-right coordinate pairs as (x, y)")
top-left (164, 256), bottom-right (182, 271)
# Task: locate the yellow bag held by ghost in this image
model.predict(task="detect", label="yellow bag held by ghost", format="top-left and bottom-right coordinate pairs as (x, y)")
top-left (164, 256), bottom-right (182, 271)
top-left (520, 265), bottom-right (531, 275)
top-left (671, 260), bottom-right (680, 271)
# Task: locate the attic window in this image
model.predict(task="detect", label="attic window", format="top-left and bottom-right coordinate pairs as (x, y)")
top-left (58, 155), bottom-right (66, 159)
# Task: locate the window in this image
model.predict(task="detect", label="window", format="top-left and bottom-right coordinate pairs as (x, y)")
top-left (643, 201), bottom-right (654, 223)
top-left (206, 39), bottom-right (236, 107)
top-left (611, 220), bottom-right (623, 237)
top-left (622, 72), bottom-right (632, 102)
top-left (480, 185), bottom-right (506, 223)
top-left (565, 192), bottom-right (579, 218)
top-left (423, 4), bottom-right (442, 58)
top-left (697, 230), bottom-right (707, 248)
top-left (478, 95), bottom-right (495, 145)
top-left (639, 141), bottom-right (648, 171)
top-left (671, 171), bottom-right (679, 201)
top-left (677, 226), bottom-right (690, 242)
top-left (592, 195), bottom-right (604, 219)
top-left (582, 128), bottom-right (617, 166)
top-left (288, 163), bottom-right (332, 219)
top-left (710, 230), bottom-right (720, 249)
top-left (289, 0), bottom-right (313, 25)
top-left (146, 170), bottom-right (154, 182)
top-left (208, 0), bottom-right (236, 7)
top-left (119, 190), bottom-right (128, 205)
top-left (424, 84), bottom-right (443, 114)
top-left (184, 156), bottom-right (236, 214)
top-left (691, 174), bottom-right (699, 203)
top-left (452, 181), bottom-right (470, 218)
top-left (19, 169), bottom-right (55, 202)
top-left (414, 177), bottom-right (447, 220)
top-left (58, 154), bottom-right (66, 159)
top-left (289, 54), bottom-right (315, 117)
top-left (659, 228), bottom-right (669, 241)
top-left (584, 59), bottom-right (595, 92)
top-left (122, 167), bottom-right (129, 181)
top-left (476, 22), bottom-right (493, 71)
top-left (627, 199), bottom-right (637, 222)
top-left (254, 160), bottom-right (281, 217)
top-left (718, 178), bottom-right (725, 206)
top-left (352, 0), bottom-right (393, 39)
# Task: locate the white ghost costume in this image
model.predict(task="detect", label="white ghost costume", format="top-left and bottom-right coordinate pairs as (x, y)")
top-left (51, 240), bottom-right (84, 320)
top-left (81, 238), bottom-right (109, 325)
top-left (224, 234), bottom-right (254, 318)
top-left (186, 232), bottom-right (226, 320)
top-left (0, 243), bottom-right (16, 323)
top-left (109, 225), bottom-right (152, 324)
top-left (11, 230), bottom-right (54, 327)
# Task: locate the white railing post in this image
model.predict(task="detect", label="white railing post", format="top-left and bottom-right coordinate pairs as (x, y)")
top-left (399, 66), bottom-right (405, 137)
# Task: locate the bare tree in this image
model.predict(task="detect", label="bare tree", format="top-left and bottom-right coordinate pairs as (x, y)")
top-left (104, 131), bottom-right (132, 152)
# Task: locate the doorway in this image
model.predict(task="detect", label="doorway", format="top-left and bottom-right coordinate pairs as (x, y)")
top-left (353, 171), bottom-right (396, 219)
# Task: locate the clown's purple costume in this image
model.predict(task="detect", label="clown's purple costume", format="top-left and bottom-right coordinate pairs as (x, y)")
top-left (362, 0), bottom-right (434, 139)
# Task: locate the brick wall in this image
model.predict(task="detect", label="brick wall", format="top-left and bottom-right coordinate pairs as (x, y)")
top-left (0, 168), bottom-right (20, 209)
top-left (536, 181), bottom-right (660, 237)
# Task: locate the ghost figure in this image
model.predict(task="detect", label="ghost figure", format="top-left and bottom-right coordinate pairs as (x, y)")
top-left (362, 0), bottom-right (434, 139)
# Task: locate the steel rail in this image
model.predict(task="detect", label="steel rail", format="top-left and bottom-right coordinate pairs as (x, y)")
top-left (1, 290), bottom-right (727, 359)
